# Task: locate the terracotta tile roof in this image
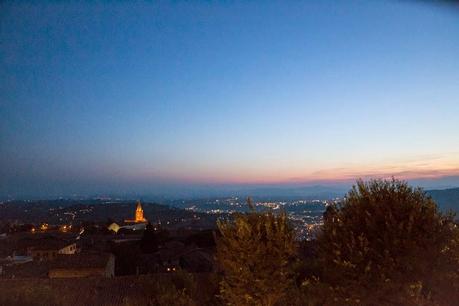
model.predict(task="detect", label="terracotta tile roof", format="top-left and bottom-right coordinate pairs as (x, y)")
top-left (27, 238), bottom-right (75, 251)
top-left (0, 233), bottom-right (77, 256)
top-left (49, 253), bottom-right (112, 269)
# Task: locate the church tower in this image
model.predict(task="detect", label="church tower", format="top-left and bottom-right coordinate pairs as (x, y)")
top-left (125, 201), bottom-right (147, 223)
top-left (135, 201), bottom-right (146, 222)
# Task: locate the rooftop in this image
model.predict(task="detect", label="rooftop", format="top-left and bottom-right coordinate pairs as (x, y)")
top-left (49, 253), bottom-right (112, 269)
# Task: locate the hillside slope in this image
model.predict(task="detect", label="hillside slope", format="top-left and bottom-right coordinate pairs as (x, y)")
top-left (427, 187), bottom-right (459, 213)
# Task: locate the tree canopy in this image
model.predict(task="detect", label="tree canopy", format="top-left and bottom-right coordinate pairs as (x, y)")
top-left (312, 179), bottom-right (459, 305)
top-left (216, 203), bottom-right (297, 306)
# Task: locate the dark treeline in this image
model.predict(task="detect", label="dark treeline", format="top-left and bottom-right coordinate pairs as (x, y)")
top-left (213, 179), bottom-right (459, 306)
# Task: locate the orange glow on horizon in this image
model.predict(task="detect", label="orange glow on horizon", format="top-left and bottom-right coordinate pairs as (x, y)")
top-left (116, 153), bottom-right (459, 186)
top-left (133, 166), bottom-right (459, 186)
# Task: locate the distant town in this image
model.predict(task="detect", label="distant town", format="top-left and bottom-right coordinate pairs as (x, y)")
top-left (0, 195), bottom-right (336, 280)
top-left (0, 187), bottom-right (458, 305)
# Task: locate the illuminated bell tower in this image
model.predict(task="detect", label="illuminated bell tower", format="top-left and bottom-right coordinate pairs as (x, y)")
top-left (135, 201), bottom-right (146, 222)
top-left (124, 201), bottom-right (147, 223)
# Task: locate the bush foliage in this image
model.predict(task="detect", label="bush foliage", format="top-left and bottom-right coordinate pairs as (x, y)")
top-left (216, 200), bottom-right (297, 306)
top-left (311, 179), bottom-right (459, 305)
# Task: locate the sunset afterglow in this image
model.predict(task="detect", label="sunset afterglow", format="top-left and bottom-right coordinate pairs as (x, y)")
top-left (1, 1), bottom-right (459, 197)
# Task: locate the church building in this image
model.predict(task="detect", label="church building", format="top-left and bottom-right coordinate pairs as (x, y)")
top-left (124, 201), bottom-right (147, 223)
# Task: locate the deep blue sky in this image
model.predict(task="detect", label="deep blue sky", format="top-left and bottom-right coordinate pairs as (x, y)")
top-left (1, 1), bottom-right (459, 198)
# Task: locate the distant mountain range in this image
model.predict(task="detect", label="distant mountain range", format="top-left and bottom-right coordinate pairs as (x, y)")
top-left (426, 187), bottom-right (459, 214)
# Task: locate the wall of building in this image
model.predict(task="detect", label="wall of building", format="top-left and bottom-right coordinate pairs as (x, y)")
top-left (31, 250), bottom-right (58, 261)
top-left (48, 267), bottom-right (106, 278)
top-left (104, 255), bottom-right (115, 277)
top-left (29, 243), bottom-right (77, 261)
top-left (58, 243), bottom-right (77, 255)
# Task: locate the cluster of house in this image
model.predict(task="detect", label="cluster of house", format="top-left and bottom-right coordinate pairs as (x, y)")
top-left (0, 234), bottom-right (115, 279)
top-left (0, 201), bottom-right (216, 279)
top-left (110, 201), bottom-right (216, 274)
top-left (0, 201), bottom-right (146, 279)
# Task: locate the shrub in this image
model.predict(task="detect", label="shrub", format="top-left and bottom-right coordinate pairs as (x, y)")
top-left (313, 179), bottom-right (459, 305)
top-left (216, 203), bottom-right (297, 306)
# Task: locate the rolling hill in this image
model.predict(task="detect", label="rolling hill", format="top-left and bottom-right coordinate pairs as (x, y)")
top-left (427, 187), bottom-right (459, 214)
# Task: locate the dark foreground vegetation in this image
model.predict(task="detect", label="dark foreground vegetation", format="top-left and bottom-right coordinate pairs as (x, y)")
top-left (213, 179), bottom-right (459, 306)
top-left (1, 179), bottom-right (458, 306)
top-left (0, 273), bottom-right (218, 306)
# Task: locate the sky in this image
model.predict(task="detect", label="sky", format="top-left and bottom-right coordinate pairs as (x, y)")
top-left (1, 1), bottom-right (459, 198)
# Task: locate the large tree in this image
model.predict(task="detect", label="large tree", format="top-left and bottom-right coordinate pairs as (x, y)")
top-left (312, 179), bottom-right (459, 305)
top-left (140, 222), bottom-right (159, 253)
top-left (216, 199), bottom-right (297, 306)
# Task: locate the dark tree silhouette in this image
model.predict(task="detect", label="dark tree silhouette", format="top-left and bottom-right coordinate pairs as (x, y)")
top-left (140, 222), bottom-right (159, 253)
top-left (216, 205), bottom-right (297, 306)
top-left (309, 179), bottom-right (459, 306)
